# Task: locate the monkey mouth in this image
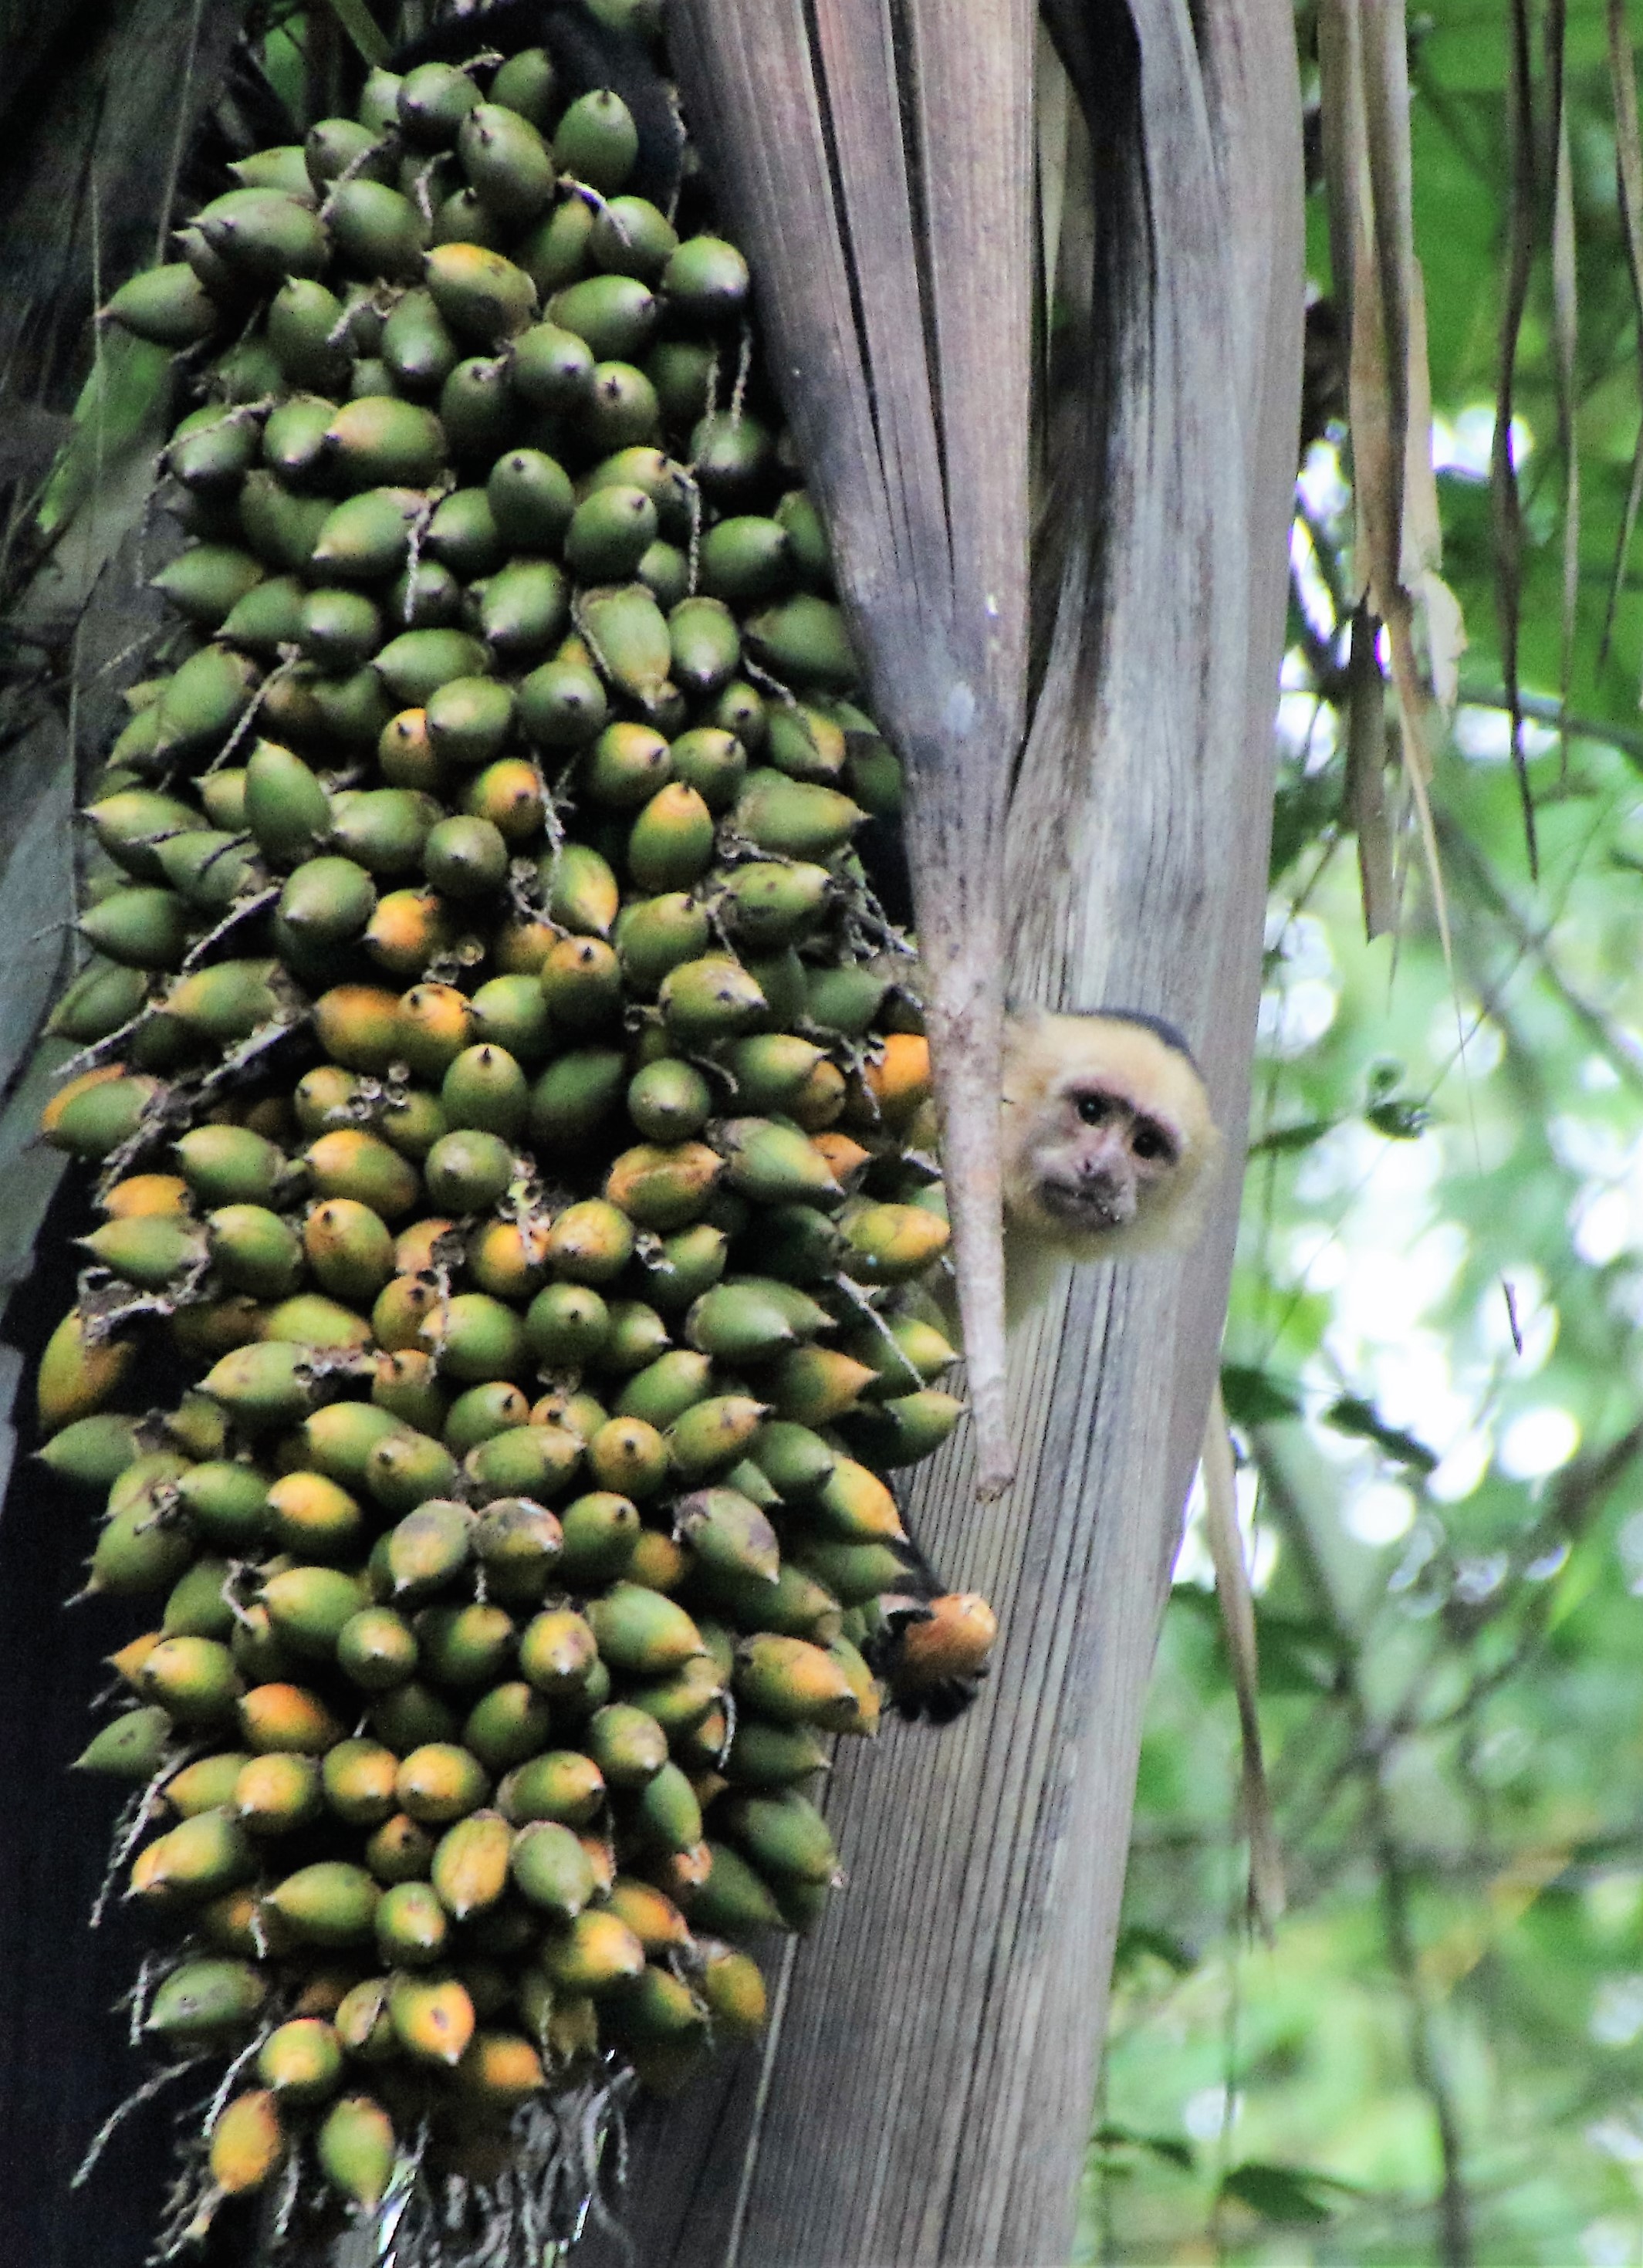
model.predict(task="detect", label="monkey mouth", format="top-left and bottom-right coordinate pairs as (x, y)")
top-left (1040, 1175), bottom-right (1134, 1231)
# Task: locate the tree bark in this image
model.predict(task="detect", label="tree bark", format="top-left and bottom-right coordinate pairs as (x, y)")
top-left (577, 0), bottom-right (1303, 2260)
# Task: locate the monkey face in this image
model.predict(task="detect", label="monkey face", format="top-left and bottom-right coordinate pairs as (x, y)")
top-left (1032, 1083), bottom-right (1185, 1239)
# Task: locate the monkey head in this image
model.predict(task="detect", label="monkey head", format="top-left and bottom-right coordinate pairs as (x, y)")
top-left (1002, 1007), bottom-right (1221, 1272)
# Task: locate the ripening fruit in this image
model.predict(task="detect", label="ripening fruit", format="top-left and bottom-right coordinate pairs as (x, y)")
top-left (35, 46), bottom-right (1002, 2232)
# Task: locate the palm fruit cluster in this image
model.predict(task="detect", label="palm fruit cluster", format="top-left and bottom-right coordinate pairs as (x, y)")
top-left (32, 15), bottom-right (996, 2258)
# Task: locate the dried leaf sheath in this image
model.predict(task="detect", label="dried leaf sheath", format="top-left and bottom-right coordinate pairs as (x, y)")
top-left (668, 0), bottom-right (1033, 1495)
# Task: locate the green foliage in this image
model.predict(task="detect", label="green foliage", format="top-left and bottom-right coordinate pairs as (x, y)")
top-left (1086, 6), bottom-right (1643, 2262)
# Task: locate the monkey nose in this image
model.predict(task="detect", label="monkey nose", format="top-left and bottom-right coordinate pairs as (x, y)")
top-left (1080, 1169), bottom-right (1135, 1222)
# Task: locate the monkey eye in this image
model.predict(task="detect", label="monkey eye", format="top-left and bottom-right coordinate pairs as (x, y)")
top-left (1075, 1092), bottom-right (1116, 1127)
top-left (1131, 1119), bottom-right (1178, 1164)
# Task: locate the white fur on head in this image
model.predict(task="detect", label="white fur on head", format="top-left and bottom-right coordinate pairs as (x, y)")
top-left (1001, 1009), bottom-right (1222, 1306)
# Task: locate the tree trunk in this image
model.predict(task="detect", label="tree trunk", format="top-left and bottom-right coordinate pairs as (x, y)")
top-left (577, 1), bottom-right (1303, 2260)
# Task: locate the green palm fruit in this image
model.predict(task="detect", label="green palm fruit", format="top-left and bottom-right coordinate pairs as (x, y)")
top-left (169, 407), bottom-right (261, 495)
top-left (427, 488), bottom-right (504, 581)
top-left (235, 1750), bottom-right (326, 1835)
top-left (164, 1754), bottom-right (249, 1818)
top-left (330, 181), bottom-right (431, 283)
top-left (375, 629), bottom-right (491, 709)
top-left (316, 2093), bottom-right (397, 2208)
top-left (626, 1761), bottom-right (703, 1854)
top-left (268, 279), bottom-right (351, 390)
top-left (201, 1342), bottom-right (318, 1431)
top-left (265, 1861), bottom-right (380, 1947)
top-left (463, 1681), bottom-right (553, 1769)
top-left (656, 954), bottom-right (765, 1043)
top-left (321, 1739), bottom-right (400, 1826)
top-left (516, 1604), bottom-right (599, 1697)
top-left (421, 682), bottom-right (512, 778)
top-left (239, 470), bottom-right (333, 573)
top-left (105, 262), bottom-right (218, 344)
top-left (421, 1127), bottom-right (512, 1212)
top-left (385, 1499), bottom-right (474, 1597)
top-left (147, 1957), bottom-right (268, 2043)
top-left (328, 788), bottom-right (438, 877)
top-left (769, 1346), bottom-right (877, 1426)
top-left (262, 1566), bottom-right (367, 1656)
top-left (517, 650), bottom-right (609, 749)
top-left (399, 59), bottom-right (482, 144)
top-left (175, 1124), bottom-right (287, 1207)
top-left (428, 1809), bottom-right (513, 1922)
top-left (245, 740), bottom-right (330, 865)
top-left (557, 1487), bottom-right (641, 1581)
top-left (586, 1703), bottom-right (668, 1787)
top-left (774, 488), bottom-right (833, 585)
top-left (715, 1119), bottom-right (841, 1207)
top-left (550, 275), bottom-right (658, 364)
top-left (691, 410), bottom-right (772, 505)
top-left (174, 1460), bottom-right (269, 1547)
top-left (279, 851), bottom-right (379, 950)
top-left (162, 1557), bottom-right (237, 1641)
top-left (837, 1198), bottom-right (950, 1280)
top-left (705, 1558), bottom-right (840, 1638)
top-left (443, 1378), bottom-right (529, 1453)
top-left (674, 1487), bottom-right (781, 1584)
top-left (473, 1495), bottom-right (563, 1586)
top-left (686, 1283), bottom-right (806, 1364)
top-left (130, 1808), bottom-right (256, 1905)
top-left (667, 598), bottom-right (741, 698)
top-left (688, 1842), bottom-right (786, 1938)
top-left (73, 1705), bottom-right (174, 1779)
top-left (297, 1400), bottom-right (404, 1485)
top-left (458, 101), bottom-right (555, 218)
top-left (228, 140), bottom-right (315, 194)
top-left (698, 515), bottom-right (791, 603)
top-left (80, 1215), bottom-right (204, 1289)
top-left (723, 1719), bottom-right (830, 1790)
top-left (623, 1058), bottom-right (708, 1144)
top-left (153, 546), bottom-right (265, 630)
top-left (203, 1197), bottom-right (299, 1306)
top-left (238, 1680), bottom-right (347, 1755)
top-left (305, 1129), bottom-right (421, 1217)
top-left (610, 894), bottom-right (706, 996)
top-left (844, 1388), bottom-right (965, 1465)
top-left (497, 1746), bottom-right (604, 1827)
top-left (416, 1600), bottom-right (516, 1686)
top-left (665, 1394), bottom-right (767, 1480)
top-left (625, 782), bottom-right (713, 892)
top-left (377, 1878), bottom-right (450, 1965)
top-left (590, 194), bottom-right (678, 279)
top-left (155, 833), bottom-right (264, 912)
top-left (586, 1584), bottom-right (704, 1678)
top-left (312, 487), bottom-right (425, 583)
top-left (195, 187), bottom-right (326, 282)
top-left (442, 1039), bottom-right (526, 1134)
top-left (338, 1605), bottom-right (419, 1691)
top-left (79, 884), bottom-right (193, 969)
top-left (383, 287), bottom-right (461, 393)
top-left (397, 1742), bottom-right (491, 1826)
top-left (612, 1350), bottom-right (712, 1431)
top-left (719, 860), bottom-right (834, 949)
top-left (259, 2017), bottom-right (344, 2106)
top-left (519, 194), bottom-right (595, 297)
top-left (463, 973), bottom-right (548, 1063)
top-left (441, 355), bottom-right (517, 455)
top-left (296, 587), bottom-right (381, 672)
top-left (369, 1680), bottom-right (459, 1755)
top-left (39, 1410), bottom-right (144, 1490)
top-left (555, 88), bottom-right (639, 192)
top-left (363, 1424), bottom-right (458, 1515)
top-left (48, 961), bottom-right (149, 1043)
top-left (578, 582), bottom-right (672, 709)
top-left (540, 1907), bottom-right (646, 1998)
top-left (426, 242), bottom-right (539, 343)
top-left (522, 1279), bottom-right (607, 1366)
top-left (734, 769), bottom-right (864, 860)
top-left (264, 396), bottom-right (335, 485)
top-left (733, 1633), bottom-right (860, 1729)
top-left (465, 1423), bottom-right (582, 1504)
top-left (509, 320), bottom-right (595, 411)
top-left (511, 1820), bottom-right (596, 1919)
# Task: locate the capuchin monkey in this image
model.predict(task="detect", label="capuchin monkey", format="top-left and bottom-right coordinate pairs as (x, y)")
top-left (876, 1009), bottom-right (1219, 1719)
top-left (1001, 1006), bottom-right (1222, 1315)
